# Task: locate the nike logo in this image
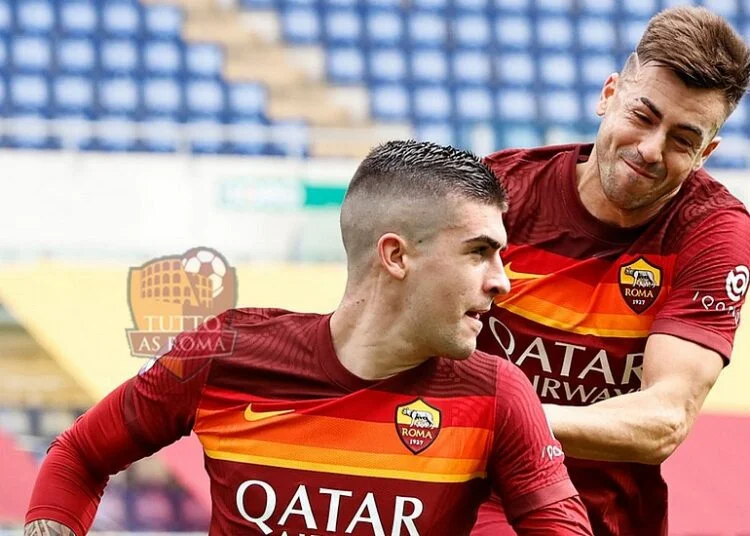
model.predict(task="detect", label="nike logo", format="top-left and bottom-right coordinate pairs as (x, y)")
top-left (244, 404), bottom-right (294, 422)
top-left (504, 262), bottom-right (546, 281)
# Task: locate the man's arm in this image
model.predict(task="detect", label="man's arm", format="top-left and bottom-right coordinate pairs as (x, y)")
top-left (24, 521), bottom-right (75, 536)
top-left (488, 360), bottom-right (593, 534)
top-left (544, 333), bottom-right (723, 464)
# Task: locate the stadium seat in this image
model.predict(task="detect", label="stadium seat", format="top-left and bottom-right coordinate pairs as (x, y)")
top-left (407, 12), bottom-right (447, 47)
top-left (494, 15), bottom-right (532, 50)
top-left (53, 75), bottom-right (95, 116)
top-left (227, 82), bottom-right (267, 119)
top-left (185, 79), bottom-right (225, 119)
top-left (0, 1), bottom-right (11, 35)
top-left (455, 87), bottom-right (494, 122)
top-left (497, 89), bottom-right (536, 122)
top-left (185, 43), bottom-right (224, 79)
top-left (143, 77), bottom-right (182, 119)
top-left (143, 40), bottom-right (183, 76)
top-left (368, 48), bottom-right (407, 83)
top-left (540, 90), bottom-right (581, 124)
top-left (622, 19), bottom-right (648, 50)
top-left (411, 49), bottom-right (448, 83)
top-left (577, 17), bottom-right (616, 51)
top-left (144, 4), bottom-right (184, 39)
top-left (537, 17), bottom-right (574, 51)
top-left (327, 46), bottom-right (364, 83)
top-left (496, 52), bottom-right (535, 87)
top-left (452, 50), bottom-right (492, 85)
top-left (99, 77), bottom-right (140, 117)
top-left (323, 9), bottom-right (361, 45)
top-left (412, 85), bottom-right (451, 121)
top-left (539, 54), bottom-right (577, 88)
top-left (365, 9), bottom-right (403, 46)
top-left (454, 0), bottom-right (489, 12)
top-left (17, 0), bottom-right (54, 35)
top-left (370, 83), bottom-right (410, 121)
top-left (9, 74), bottom-right (50, 115)
top-left (100, 39), bottom-right (139, 75)
top-left (102, 2), bottom-right (142, 38)
top-left (623, 0), bottom-right (658, 19)
top-left (535, 0), bottom-right (574, 14)
top-left (415, 121), bottom-right (455, 146)
top-left (494, 0), bottom-right (530, 12)
top-left (186, 119), bottom-right (226, 154)
top-left (12, 36), bottom-right (52, 73)
top-left (579, 0), bottom-right (615, 15)
top-left (60, 2), bottom-right (98, 36)
top-left (581, 54), bottom-right (616, 88)
top-left (57, 38), bottom-right (96, 74)
top-left (282, 7), bottom-right (320, 44)
top-left (454, 15), bottom-right (491, 48)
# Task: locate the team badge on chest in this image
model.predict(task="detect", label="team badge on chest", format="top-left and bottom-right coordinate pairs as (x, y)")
top-left (395, 399), bottom-right (441, 454)
top-left (619, 257), bottom-right (663, 314)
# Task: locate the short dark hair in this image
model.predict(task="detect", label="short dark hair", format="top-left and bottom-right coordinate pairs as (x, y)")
top-left (345, 140), bottom-right (507, 210)
top-left (626, 6), bottom-right (750, 112)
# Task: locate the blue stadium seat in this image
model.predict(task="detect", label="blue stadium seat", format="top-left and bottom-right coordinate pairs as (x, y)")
top-left (366, 0), bottom-right (402, 7)
top-left (368, 48), bottom-right (406, 83)
top-left (412, 85), bottom-right (451, 121)
top-left (102, 2), bottom-right (142, 37)
top-left (0, 38), bottom-right (7, 72)
top-left (17, 0), bottom-right (54, 35)
top-left (365, 10), bottom-right (403, 46)
top-left (454, 0), bottom-right (489, 12)
top-left (57, 38), bottom-right (96, 74)
top-left (452, 51), bottom-right (491, 85)
top-left (53, 75), bottom-right (95, 116)
top-left (326, 0), bottom-right (358, 7)
top-left (412, 0), bottom-right (449, 12)
top-left (537, 17), bottom-right (573, 51)
top-left (497, 89), bottom-right (536, 122)
top-left (185, 79), bottom-right (225, 119)
top-left (539, 54), bottom-right (577, 88)
top-left (455, 87), bottom-right (493, 122)
top-left (579, 0), bottom-right (615, 16)
top-left (145, 5), bottom-right (184, 39)
top-left (327, 46), bottom-right (364, 83)
top-left (227, 118), bottom-right (267, 155)
top-left (0, 75), bottom-right (7, 120)
top-left (496, 52), bottom-right (535, 87)
top-left (99, 77), bottom-right (140, 117)
top-left (623, 0), bottom-right (657, 19)
top-left (703, 0), bottom-right (739, 18)
top-left (143, 40), bottom-right (183, 76)
top-left (622, 19), bottom-right (648, 50)
top-left (227, 82), bottom-right (266, 119)
top-left (143, 77), bottom-right (182, 119)
top-left (583, 89), bottom-right (600, 118)
top-left (282, 7), bottom-right (320, 44)
top-left (540, 90), bottom-right (580, 124)
top-left (90, 115), bottom-right (139, 151)
top-left (0, 1), bottom-right (11, 35)
top-left (411, 48), bottom-right (448, 83)
top-left (6, 114), bottom-right (58, 149)
top-left (267, 120), bottom-right (308, 156)
top-left (497, 124), bottom-right (543, 148)
top-left (494, 15), bottom-right (532, 50)
top-left (12, 36), bottom-right (52, 73)
top-left (535, 0), bottom-right (574, 14)
top-left (60, 2), bottom-right (98, 36)
top-left (100, 39), bottom-right (139, 75)
top-left (371, 84), bottom-right (410, 120)
top-left (581, 54), bottom-right (616, 88)
top-left (407, 12), bottom-right (446, 47)
top-left (415, 121), bottom-right (455, 146)
top-left (577, 17), bottom-right (616, 51)
top-left (9, 74), bottom-right (50, 115)
top-left (708, 130), bottom-right (749, 168)
top-left (140, 119), bottom-right (181, 152)
top-left (323, 9), bottom-right (361, 45)
top-left (187, 119), bottom-right (226, 154)
top-left (185, 43), bottom-right (223, 79)
top-left (494, 0), bottom-right (529, 11)
top-left (725, 98), bottom-right (747, 128)
top-left (240, 0), bottom-right (275, 9)
top-left (454, 15), bottom-right (491, 48)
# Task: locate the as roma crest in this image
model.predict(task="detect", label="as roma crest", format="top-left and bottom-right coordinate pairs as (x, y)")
top-left (619, 257), bottom-right (662, 314)
top-left (395, 398), bottom-right (441, 454)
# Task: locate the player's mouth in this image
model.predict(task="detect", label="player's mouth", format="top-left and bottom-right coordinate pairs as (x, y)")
top-left (623, 158), bottom-right (660, 180)
top-left (465, 307), bottom-right (491, 328)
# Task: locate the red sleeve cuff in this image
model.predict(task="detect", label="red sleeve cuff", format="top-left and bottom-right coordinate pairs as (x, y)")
top-left (25, 506), bottom-right (84, 536)
top-left (650, 318), bottom-right (732, 363)
top-left (504, 477), bottom-right (578, 521)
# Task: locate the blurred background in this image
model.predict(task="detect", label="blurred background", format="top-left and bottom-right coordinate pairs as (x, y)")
top-left (0, 0), bottom-right (748, 533)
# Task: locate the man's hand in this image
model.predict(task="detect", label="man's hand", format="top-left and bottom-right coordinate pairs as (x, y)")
top-left (24, 520), bottom-right (76, 536)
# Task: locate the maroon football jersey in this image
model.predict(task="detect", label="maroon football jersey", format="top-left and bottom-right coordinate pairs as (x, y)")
top-left (474, 144), bottom-right (750, 535)
top-left (28, 308), bottom-right (579, 535)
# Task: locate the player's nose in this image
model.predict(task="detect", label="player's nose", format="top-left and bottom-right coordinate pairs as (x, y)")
top-left (485, 259), bottom-right (511, 298)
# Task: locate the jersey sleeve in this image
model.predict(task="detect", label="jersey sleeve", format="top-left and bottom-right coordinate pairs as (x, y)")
top-left (651, 209), bottom-right (750, 361)
top-left (25, 311), bottom-right (234, 533)
top-left (488, 360), bottom-right (579, 522)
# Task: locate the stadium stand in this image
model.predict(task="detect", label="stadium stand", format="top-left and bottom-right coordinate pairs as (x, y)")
top-left (0, 0), bottom-right (748, 163)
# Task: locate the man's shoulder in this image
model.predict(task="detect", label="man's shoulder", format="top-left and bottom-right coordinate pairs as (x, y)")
top-left (447, 351), bottom-right (527, 390)
top-left (483, 143), bottom-right (583, 173)
top-left (226, 307), bottom-right (321, 328)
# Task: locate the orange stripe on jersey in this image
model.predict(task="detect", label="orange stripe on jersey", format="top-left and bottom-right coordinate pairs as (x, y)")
top-left (202, 449), bottom-right (487, 483)
top-left (193, 407), bottom-right (492, 459)
top-left (199, 436), bottom-right (487, 482)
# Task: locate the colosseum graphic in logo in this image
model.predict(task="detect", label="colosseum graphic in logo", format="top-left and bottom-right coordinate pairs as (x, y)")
top-left (395, 399), bottom-right (442, 454)
top-left (126, 247), bottom-right (238, 359)
top-left (619, 257), bottom-right (662, 314)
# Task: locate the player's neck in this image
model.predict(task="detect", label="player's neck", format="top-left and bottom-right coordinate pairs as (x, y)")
top-left (330, 296), bottom-right (429, 381)
top-left (576, 152), bottom-right (673, 228)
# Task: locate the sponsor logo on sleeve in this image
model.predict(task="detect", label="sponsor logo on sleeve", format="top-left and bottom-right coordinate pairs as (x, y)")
top-left (726, 265), bottom-right (749, 302)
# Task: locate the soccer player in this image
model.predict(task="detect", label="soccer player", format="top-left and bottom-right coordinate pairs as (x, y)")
top-left (471, 6), bottom-right (750, 536)
top-left (25, 141), bottom-right (593, 535)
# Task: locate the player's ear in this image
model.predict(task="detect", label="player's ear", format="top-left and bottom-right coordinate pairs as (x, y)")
top-left (596, 73), bottom-right (618, 117)
top-left (694, 136), bottom-right (721, 170)
top-left (377, 233), bottom-right (408, 280)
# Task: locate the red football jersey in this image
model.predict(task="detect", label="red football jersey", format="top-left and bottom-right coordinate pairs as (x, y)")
top-left (27, 308), bottom-right (584, 535)
top-left (474, 144), bottom-right (750, 535)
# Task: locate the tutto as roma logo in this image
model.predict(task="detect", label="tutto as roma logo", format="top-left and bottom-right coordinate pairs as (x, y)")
top-left (618, 257), bottom-right (663, 314)
top-left (395, 398), bottom-right (441, 455)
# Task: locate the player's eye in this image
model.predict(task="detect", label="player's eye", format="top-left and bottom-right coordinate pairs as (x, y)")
top-left (633, 111), bottom-right (652, 124)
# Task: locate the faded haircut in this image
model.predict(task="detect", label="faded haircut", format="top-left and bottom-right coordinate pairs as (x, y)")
top-left (340, 140), bottom-right (507, 273)
top-left (622, 6), bottom-right (750, 113)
